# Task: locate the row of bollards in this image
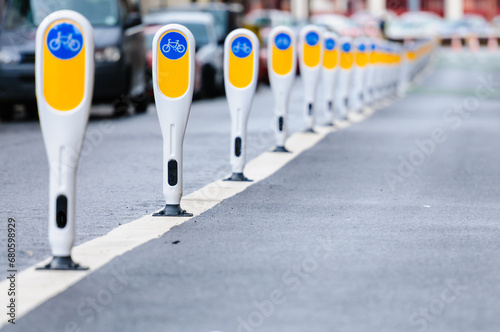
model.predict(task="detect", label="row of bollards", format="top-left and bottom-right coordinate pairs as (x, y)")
top-left (34, 10), bottom-right (435, 270)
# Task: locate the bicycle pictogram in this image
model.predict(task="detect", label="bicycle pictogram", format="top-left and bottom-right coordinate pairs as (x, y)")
top-left (49, 31), bottom-right (81, 52)
top-left (162, 39), bottom-right (186, 54)
top-left (305, 32), bottom-right (319, 46)
top-left (46, 22), bottom-right (83, 60)
top-left (232, 41), bottom-right (251, 55)
top-left (160, 31), bottom-right (187, 60)
top-left (231, 36), bottom-right (253, 58)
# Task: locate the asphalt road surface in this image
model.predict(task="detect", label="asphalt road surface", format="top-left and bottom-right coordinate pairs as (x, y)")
top-left (1, 50), bottom-right (500, 331)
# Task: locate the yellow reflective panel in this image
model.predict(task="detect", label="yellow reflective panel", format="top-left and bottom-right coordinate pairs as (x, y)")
top-left (43, 20), bottom-right (85, 111)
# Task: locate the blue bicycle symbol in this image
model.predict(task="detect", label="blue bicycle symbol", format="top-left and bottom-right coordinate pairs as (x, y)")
top-left (305, 32), bottom-right (319, 46)
top-left (46, 22), bottom-right (83, 60)
top-left (325, 38), bottom-right (336, 51)
top-left (231, 36), bottom-right (252, 58)
top-left (162, 39), bottom-right (186, 54)
top-left (160, 31), bottom-right (187, 60)
top-left (49, 32), bottom-right (81, 52)
top-left (232, 42), bottom-right (251, 54)
top-left (275, 33), bottom-right (291, 50)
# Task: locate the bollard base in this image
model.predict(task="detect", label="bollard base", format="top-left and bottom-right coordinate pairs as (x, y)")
top-left (153, 204), bottom-right (193, 217)
top-left (304, 128), bottom-right (316, 133)
top-left (36, 256), bottom-right (88, 271)
top-left (273, 146), bottom-right (291, 153)
top-left (224, 172), bottom-right (252, 182)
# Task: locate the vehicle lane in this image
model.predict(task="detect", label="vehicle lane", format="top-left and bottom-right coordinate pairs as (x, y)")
top-left (6, 52), bottom-right (500, 332)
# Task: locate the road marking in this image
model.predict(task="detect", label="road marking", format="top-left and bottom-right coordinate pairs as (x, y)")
top-left (0, 102), bottom-right (386, 327)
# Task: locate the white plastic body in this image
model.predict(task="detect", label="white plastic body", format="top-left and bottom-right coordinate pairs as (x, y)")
top-left (298, 25), bottom-right (323, 129)
top-left (224, 29), bottom-right (259, 174)
top-left (321, 32), bottom-right (338, 123)
top-left (152, 24), bottom-right (195, 205)
top-left (36, 10), bottom-right (94, 257)
top-left (267, 26), bottom-right (296, 147)
top-left (350, 38), bottom-right (366, 113)
top-left (364, 40), bottom-right (376, 105)
top-left (335, 36), bottom-right (352, 119)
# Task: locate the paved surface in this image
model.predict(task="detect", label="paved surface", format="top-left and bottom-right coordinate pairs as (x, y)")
top-left (2, 50), bottom-right (500, 331)
top-left (0, 82), bottom-right (306, 271)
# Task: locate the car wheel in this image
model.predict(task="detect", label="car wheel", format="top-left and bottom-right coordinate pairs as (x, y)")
top-left (0, 102), bottom-right (14, 121)
top-left (25, 102), bottom-right (39, 121)
top-left (132, 91), bottom-right (149, 114)
top-left (202, 64), bottom-right (217, 98)
top-left (112, 98), bottom-right (129, 118)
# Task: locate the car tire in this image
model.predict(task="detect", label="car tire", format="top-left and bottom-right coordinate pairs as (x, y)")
top-left (202, 64), bottom-right (217, 98)
top-left (112, 98), bottom-right (129, 118)
top-left (25, 102), bottom-right (39, 121)
top-left (0, 102), bottom-right (14, 121)
top-left (132, 91), bottom-right (149, 114)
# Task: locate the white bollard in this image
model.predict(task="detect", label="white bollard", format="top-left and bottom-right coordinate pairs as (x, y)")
top-left (152, 24), bottom-right (195, 216)
top-left (298, 25), bottom-right (323, 132)
top-left (224, 29), bottom-right (259, 181)
top-left (336, 36), bottom-right (354, 120)
top-left (321, 32), bottom-right (339, 126)
top-left (35, 10), bottom-right (94, 270)
top-left (351, 38), bottom-right (369, 113)
top-left (267, 26), bottom-right (296, 152)
top-left (364, 39), bottom-right (377, 106)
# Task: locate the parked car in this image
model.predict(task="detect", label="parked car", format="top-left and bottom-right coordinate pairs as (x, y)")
top-left (438, 14), bottom-right (493, 42)
top-left (144, 12), bottom-right (224, 97)
top-left (386, 11), bottom-right (443, 41)
top-left (0, 0), bottom-right (147, 120)
top-left (151, 3), bottom-right (244, 45)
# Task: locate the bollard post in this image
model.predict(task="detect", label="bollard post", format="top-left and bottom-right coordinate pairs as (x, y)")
top-left (351, 38), bottom-right (369, 113)
top-left (298, 25), bottom-right (323, 132)
top-left (365, 39), bottom-right (377, 105)
top-left (224, 29), bottom-right (259, 181)
top-left (335, 36), bottom-right (353, 120)
top-left (35, 10), bottom-right (94, 270)
top-left (152, 24), bottom-right (195, 217)
top-left (267, 26), bottom-right (296, 152)
top-left (321, 32), bottom-right (339, 126)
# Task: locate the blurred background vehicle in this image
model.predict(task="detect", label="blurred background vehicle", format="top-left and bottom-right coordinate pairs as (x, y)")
top-left (0, 0), bottom-right (147, 120)
top-left (243, 9), bottom-right (295, 83)
top-left (150, 2), bottom-right (243, 45)
top-left (143, 12), bottom-right (220, 98)
top-left (386, 11), bottom-right (443, 41)
top-left (438, 14), bottom-right (493, 45)
top-left (311, 13), bottom-right (363, 37)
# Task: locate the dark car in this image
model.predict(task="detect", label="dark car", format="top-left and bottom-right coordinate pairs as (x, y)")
top-left (150, 2), bottom-right (244, 45)
top-left (0, 0), bottom-right (147, 120)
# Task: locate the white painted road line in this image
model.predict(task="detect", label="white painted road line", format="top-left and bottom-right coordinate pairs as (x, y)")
top-left (0, 104), bottom-right (383, 328)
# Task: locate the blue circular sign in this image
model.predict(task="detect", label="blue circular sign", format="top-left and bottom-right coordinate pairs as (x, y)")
top-left (275, 33), bottom-right (291, 51)
top-left (371, 43), bottom-right (376, 50)
top-left (325, 38), bottom-right (336, 51)
top-left (46, 22), bottom-right (83, 60)
top-left (358, 44), bottom-right (366, 52)
top-left (305, 32), bottom-right (319, 46)
top-left (342, 42), bottom-right (351, 52)
top-left (231, 36), bottom-right (252, 58)
top-left (160, 31), bottom-right (187, 60)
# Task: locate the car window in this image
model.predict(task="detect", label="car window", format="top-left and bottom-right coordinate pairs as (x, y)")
top-left (2, 0), bottom-right (120, 29)
top-left (182, 23), bottom-right (210, 48)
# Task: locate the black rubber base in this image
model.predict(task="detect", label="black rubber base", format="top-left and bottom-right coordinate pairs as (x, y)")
top-left (36, 256), bottom-right (88, 271)
top-left (224, 172), bottom-right (253, 182)
top-left (304, 128), bottom-right (316, 133)
top-left (273, 146), bottom-right (291, 153)
top-left (153, 204), bottom-right (193, 217)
